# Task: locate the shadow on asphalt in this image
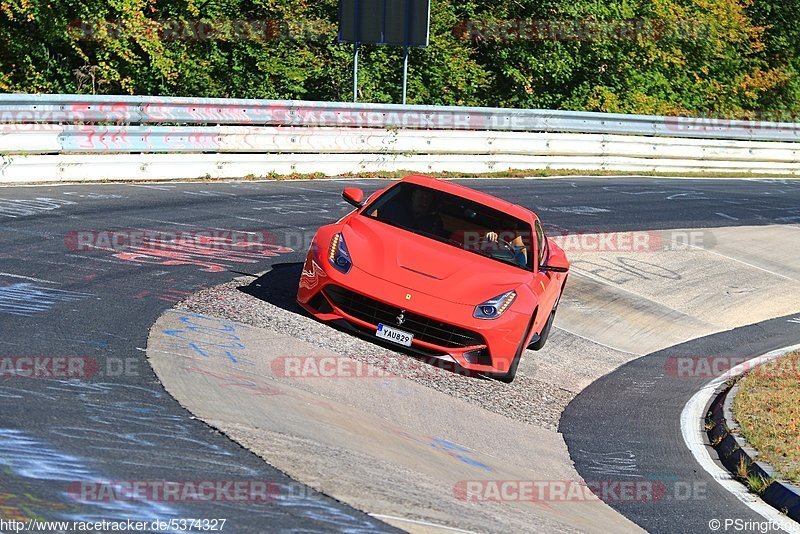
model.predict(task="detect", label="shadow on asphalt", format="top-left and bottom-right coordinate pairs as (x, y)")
top-left (237, 262), bottom-right (489, 381)
top-left (237, 262), bottom-right (306, 314)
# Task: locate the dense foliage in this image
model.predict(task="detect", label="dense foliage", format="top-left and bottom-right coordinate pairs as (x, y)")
top-left (1, 0), bottom-right (797, 117)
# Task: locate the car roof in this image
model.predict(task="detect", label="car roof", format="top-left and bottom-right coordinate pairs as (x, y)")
top-left (398, 174), bottom-right (538, 223)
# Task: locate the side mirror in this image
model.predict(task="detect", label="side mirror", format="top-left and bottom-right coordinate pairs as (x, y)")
top-left (342, 187), bottom-right (364, 208)
top-left (540, 254), bottom-right (569, 273)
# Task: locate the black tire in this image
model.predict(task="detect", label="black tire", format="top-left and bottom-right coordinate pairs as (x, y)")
top-left (488, 306), bottom-right (540, 383)
top-left (529, 310), bottom-right (555, 351)
top-left (492, 352), bottom-right (522, 383)
top-left (492, 281), bottom-right (567, 380)
top-left (529, 289), bottom-right (562, 351)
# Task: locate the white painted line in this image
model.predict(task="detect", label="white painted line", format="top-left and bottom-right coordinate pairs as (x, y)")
top-left (680, 240), bottom-right (797, 282)
top-left (680, 343), bottom-right (800, 534)
top-left (63, 254), bottom-right (132, 266)
top-left (570, 268), bottom-right (701, 316)
top-left (0, 272), bottom-right (57, 284)
top-left (231, 215), bottom-right (268, 222)
top-left (67, 243), bottom-right (118, 252)
top-left (667, 192), bottom-right (705, 200)
top-left (369, 514), bottom-right (479, 534)
top-left (538, 205), bottom-right (612, 215)
top-left (126, 183), bottom-right (176, 190)
top-left (137, 218), bottom-right (199, 228)
top-left (553, 325), bottom-right (642, 357)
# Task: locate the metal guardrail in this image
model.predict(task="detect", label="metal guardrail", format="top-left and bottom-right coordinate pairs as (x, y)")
top-left (3, 153), bottom-right (800, 184)
top-left (1, 93), bottom-right (799, 142)
top-left (1, 93), bottom-right (799, 183)
top-left (2, 125), bottom-right (800, 162)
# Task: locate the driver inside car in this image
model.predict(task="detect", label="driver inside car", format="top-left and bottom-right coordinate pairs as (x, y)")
top-left (483, 231), bottom-right (529, 268)
top-left (450, 228), bottom-right (530, 269)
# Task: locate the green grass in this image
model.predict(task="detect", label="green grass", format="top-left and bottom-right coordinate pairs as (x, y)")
top-left (249, 169), bottom-right (800, 180)
top-left (733, 351), bottom-right (800, 484)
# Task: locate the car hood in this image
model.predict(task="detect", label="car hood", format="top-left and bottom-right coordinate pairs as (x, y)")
top-left (342, 216), bottom-right (531, 305)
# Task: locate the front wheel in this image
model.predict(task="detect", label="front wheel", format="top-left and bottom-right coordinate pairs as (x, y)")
top-left (490, 352), bottom-right (521, 383)
top-left (529, 291), bottom-right (561, 351)
top-left (488, 306), bottom-right (540, 383)
top-left (529, 310), bottom-right (555, 351)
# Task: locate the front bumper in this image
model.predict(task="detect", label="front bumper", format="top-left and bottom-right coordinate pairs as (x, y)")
top-left (297, 250), bottom-right (529, 374)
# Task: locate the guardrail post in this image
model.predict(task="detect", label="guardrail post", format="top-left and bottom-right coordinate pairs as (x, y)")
top-left (353, 42), bottom-right (359, 103)
top-left (402, 46), bottom-right (409, 105)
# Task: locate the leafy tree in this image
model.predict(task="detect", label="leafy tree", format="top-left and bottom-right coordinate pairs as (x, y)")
top-left (0, 0), bottom-right (797, 116)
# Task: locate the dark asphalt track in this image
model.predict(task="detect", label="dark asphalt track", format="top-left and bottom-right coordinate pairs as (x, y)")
top-left (0, 176), bottom-right (799, 532)
top-left (560, 313), bottom-right (800, 534)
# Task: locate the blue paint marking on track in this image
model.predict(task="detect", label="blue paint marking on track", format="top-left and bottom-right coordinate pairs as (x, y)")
top-left (163, 314), bottom-right (251, 364)
top-left (429, 438), bottom-right (493, 472)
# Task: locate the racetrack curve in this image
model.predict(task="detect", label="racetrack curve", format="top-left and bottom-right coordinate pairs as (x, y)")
top-left (560, 314), bottom-right (800, 533)
top-left (1, 176), bottom-right (799, 532)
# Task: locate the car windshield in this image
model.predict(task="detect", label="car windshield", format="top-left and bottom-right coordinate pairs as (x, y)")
top-left (361, 182), bottom-right (533, 271)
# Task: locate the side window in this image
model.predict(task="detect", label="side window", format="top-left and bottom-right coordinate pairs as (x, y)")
top-left (534, 221), bottom-right (546, 267)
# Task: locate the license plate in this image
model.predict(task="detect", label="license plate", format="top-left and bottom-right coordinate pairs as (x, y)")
top-left (376, 323), bottom-right (414, 347)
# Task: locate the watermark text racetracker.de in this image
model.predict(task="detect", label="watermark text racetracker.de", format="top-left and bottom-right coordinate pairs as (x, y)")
top-left (665, 111), bottom-right (800, 134)
top-left (64, 229), bottom-right (277, 252)
top-left (452, 17), bottom-right (705, 42)
top-left (0, 356), bottom-right (139, 379)
top-left (453, 479), bottom-right (707, 503)
top-left (665, 355), bottom-right (800, 379)
top-left (64, 229), bottom-right (292, 273)
top-left (272, 355), bottom-right (473, 379)
top-left (0, 518), bottom-right (227, 532)
top-left (453, 229), bottom-right (713, 254)
top-left (68, 480), bottom-right (277, 503)
top-left (68, 17), bottom-right (704, 44)
top-left (67, 479), bottom-right (321, 503)
top-left (69, 18), bottom-right (333, 43)
top-left (546, 229), bottom-right (714, 254)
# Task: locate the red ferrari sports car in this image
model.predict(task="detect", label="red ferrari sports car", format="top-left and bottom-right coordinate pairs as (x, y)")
top-left (296, 175), bottom-right (569, 382)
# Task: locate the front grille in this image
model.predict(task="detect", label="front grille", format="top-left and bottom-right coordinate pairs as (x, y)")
top-left (323, 285), bottom-right (485, 349)
top-left (307, 292), bottom-right (333, 313)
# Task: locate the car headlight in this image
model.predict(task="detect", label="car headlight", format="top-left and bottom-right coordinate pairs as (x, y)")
top-left (329, 233), bottom-right (352, 273)
top-left (473, 290), bottom-right (516, 320)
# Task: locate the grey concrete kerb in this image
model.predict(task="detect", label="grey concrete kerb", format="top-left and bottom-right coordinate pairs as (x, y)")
top-left (706, 375), bottom-right (800, 522)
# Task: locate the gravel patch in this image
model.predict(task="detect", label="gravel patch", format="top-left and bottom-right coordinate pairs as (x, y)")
top-left (176, 274), bottom-right (575, 431)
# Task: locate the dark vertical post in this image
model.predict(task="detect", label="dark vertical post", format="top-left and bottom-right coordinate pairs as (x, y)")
top-left (401, 0), bottom-right (412, 104)
top-left (352, 0), bottom-right (360, 102)
top-left (401, 46), bottom-right (409, 105)
top-left (353, 42), bottom-right (359, 103)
